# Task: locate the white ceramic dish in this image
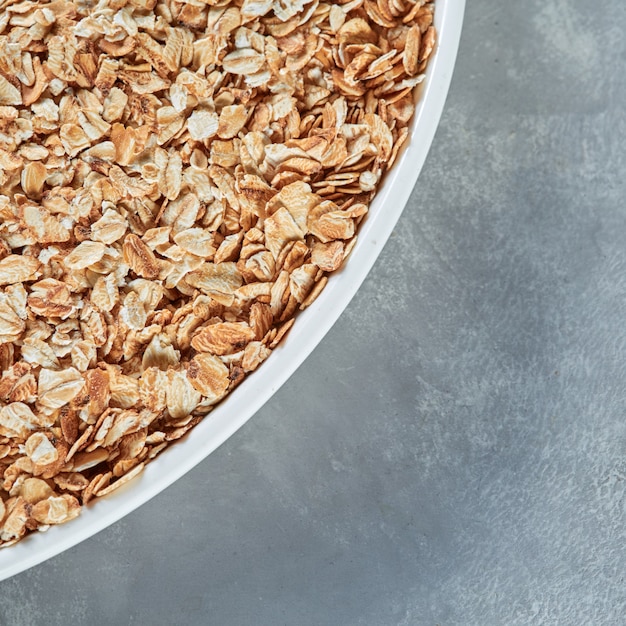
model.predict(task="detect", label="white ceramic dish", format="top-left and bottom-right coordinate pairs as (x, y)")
top-left (0, 0), bottom-right (465, 582)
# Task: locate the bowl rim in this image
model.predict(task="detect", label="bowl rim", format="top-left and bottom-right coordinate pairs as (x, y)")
top-left (0, 0), bottom-right (466, 582)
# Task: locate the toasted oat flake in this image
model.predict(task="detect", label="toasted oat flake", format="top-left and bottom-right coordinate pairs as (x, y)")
top-left (0, 0), bottom-right (437, 547)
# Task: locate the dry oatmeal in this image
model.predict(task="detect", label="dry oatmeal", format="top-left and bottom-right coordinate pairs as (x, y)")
top-left (0, 0), bottom-right (436, 547)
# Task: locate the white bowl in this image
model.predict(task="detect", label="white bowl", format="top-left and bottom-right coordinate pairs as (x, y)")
top-left (0, 0), bottom-right (465, 581)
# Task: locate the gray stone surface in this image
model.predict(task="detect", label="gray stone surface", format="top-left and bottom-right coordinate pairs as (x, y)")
top-left (2, 0), bottom-right (626, 624)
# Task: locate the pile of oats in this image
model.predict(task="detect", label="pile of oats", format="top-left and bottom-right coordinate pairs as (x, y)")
top-left (0, 0), bottom-right (435, 546)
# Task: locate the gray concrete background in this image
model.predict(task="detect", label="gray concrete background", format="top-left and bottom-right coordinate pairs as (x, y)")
top-left (2, 0), bottom-right (626, 624)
